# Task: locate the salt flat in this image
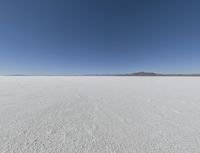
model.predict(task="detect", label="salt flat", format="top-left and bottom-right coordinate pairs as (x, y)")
top-left (1, 76), bottom-right (200, 153)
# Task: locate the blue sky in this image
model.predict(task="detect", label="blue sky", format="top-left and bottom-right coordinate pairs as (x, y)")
top-left (0, 0), bottom-right (200, 75)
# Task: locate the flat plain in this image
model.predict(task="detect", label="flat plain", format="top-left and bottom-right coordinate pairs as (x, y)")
top-left (1, 76), bottom-right (200, 153)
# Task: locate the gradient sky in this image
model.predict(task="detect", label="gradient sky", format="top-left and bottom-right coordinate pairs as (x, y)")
top-left (0, 0), bottom-right (200, 75)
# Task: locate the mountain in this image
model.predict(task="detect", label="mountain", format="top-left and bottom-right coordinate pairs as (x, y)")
top-left (124, 72), bottom-right (200, 76)
top-left (128, 72), bottom-right (162, 76)
top-left (3, 72), bottom-right (200, 76)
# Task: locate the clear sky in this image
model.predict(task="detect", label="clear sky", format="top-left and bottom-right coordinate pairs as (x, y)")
top-left (0, 0), bottom-right (200, 75)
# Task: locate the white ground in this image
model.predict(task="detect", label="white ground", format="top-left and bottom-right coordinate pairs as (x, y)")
top-left (1, 77), bottom-right (200, 153)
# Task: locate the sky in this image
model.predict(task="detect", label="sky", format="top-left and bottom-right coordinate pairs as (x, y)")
top-left (0, 0), bottom-right (200, 75)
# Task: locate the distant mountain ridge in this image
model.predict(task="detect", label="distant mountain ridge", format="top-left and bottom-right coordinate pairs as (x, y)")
top-left (3, 72), bottom-right (200, 76)
top-left (124, 72), bottom-right (200, 76)
top-left (88, 72), bottom-right (200, 76)
top-left (128, 72), bottom-right (162, 76)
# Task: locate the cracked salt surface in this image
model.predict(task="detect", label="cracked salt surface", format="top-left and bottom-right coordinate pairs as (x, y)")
top-left (1, 76), bottom-right (200, 153)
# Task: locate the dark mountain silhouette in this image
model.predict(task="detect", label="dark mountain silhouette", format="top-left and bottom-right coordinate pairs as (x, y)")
top-left (86, 72), bottom-right (200, 76)
top-left (3, 72), bottom-right (200, 76)
top-left (124, 72), bottom-right (200, 76)
top-left (128, 72), bottom-right (162, 76)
